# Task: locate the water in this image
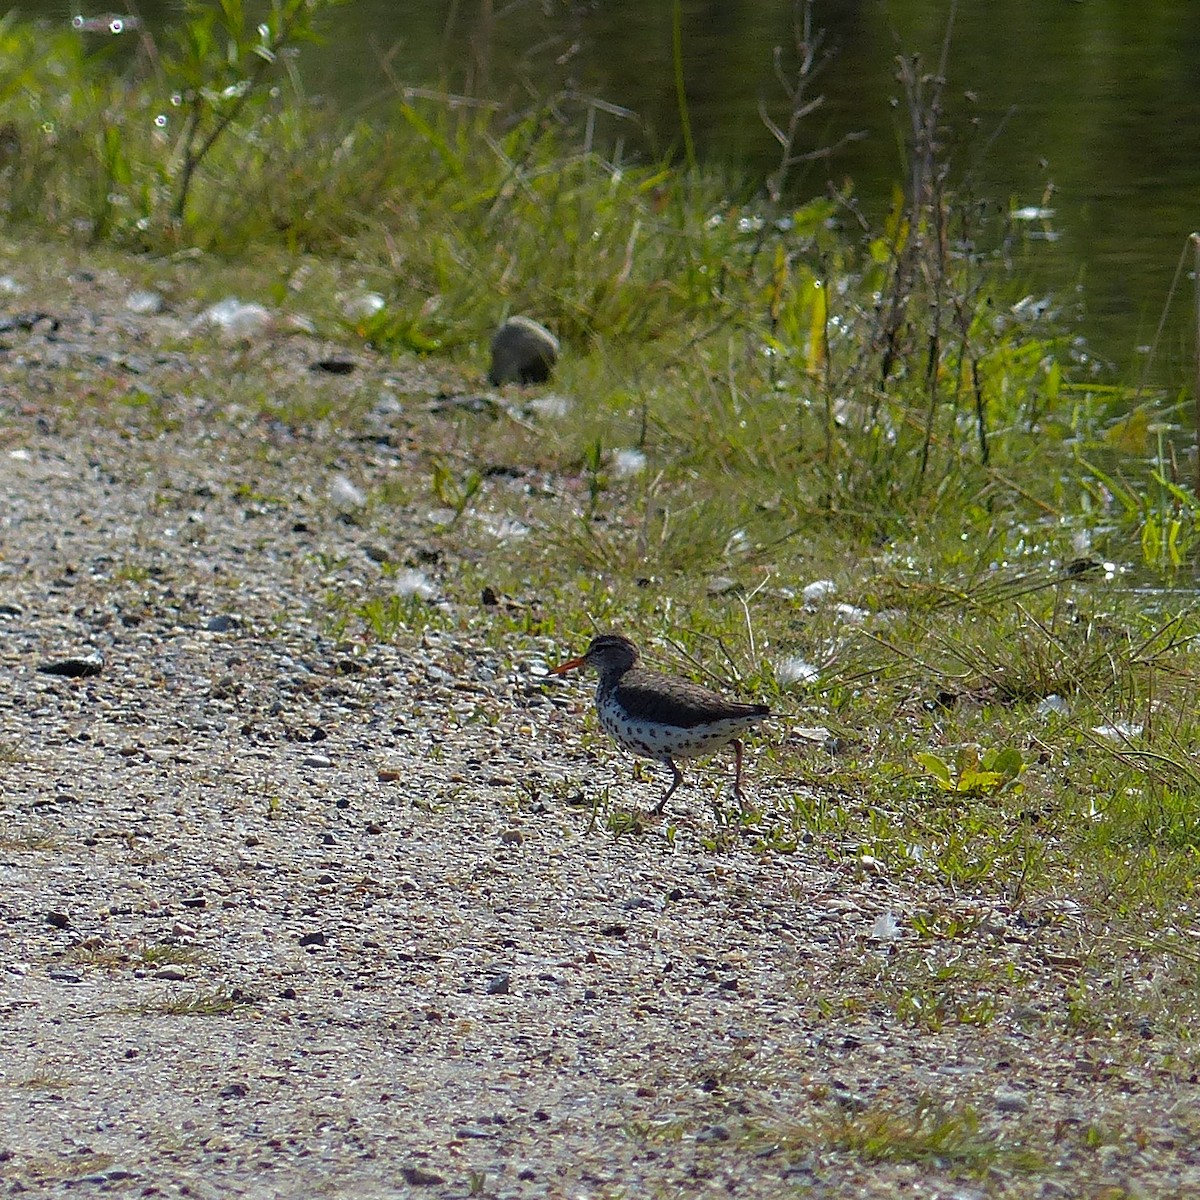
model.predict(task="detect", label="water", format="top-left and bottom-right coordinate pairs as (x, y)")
top-left (39, 0), bottom-right (1200, 382)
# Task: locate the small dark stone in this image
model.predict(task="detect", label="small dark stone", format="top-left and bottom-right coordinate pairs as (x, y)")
top-left (696, 1125), bottom-right (730, 1143)
top-left (481, 585), bottom-right (499, 606)
top-left (280, 987), bottom-right (297, 999)
top-left (219, 1082), bottom-right (249, 1098)
top-left (38, 652), bottom-right (103, 678)
top-left (180, 894), bottom-right (206, 908)
top-left (486, 972), bottom-right (511, 995)
top-left (399, 1165), bottom-right (446, 1186)
top-left (298, 931), bottom-right (327, 947)
top-left (666, 887), bottom-right (684, 902)
top-left (599, 923), bottom-right (627, 937)
top-left (205, 614), bottom-right (238, 632)
top-left (46, 911), bottom-right (71, 929)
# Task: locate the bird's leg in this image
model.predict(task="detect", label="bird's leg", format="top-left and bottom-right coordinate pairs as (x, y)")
top-left (654, 758), bottom-right (684, 814)
top-left (732, 739), bottom-right (747, 810)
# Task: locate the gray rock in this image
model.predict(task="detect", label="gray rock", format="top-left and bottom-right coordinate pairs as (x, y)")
top-left (994, 1087), bottom-right (1030, 1113)
top-left (488, 316), bottom-right (559, 385)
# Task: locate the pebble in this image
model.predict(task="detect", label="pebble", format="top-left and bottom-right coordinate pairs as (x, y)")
top-left (153, 965), bottom-right (188, 981)
top-left (303, 754), bottom-right (333, 769)
top-left (399, 1165), bottom-right (446, 1186)
top-left (525, 392), bottom-right (571, 419)
top-left (486, 972), bottom-right (512, 995)
top-left (125, 289), bottom-right (164, 315)
top-left (195, 298), bottom-right (271, 339)
top-left (342, 291), bottom-right (386, 321)
top-left (37, 652), bottom-right (103, 678)
top-left (803, 579), bottom-right (838, 604)
top-left (612, 448), bottom-right (647, 477)
top-left (330, 474), bottom-right (366, 511)
top-left (994, 1087), bottom-right (1030, 1113)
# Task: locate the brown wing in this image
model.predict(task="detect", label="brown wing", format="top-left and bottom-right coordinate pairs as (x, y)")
top-left (615, 669), bottom-right (769, 729)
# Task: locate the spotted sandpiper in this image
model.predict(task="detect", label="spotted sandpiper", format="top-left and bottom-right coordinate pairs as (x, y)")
top-left (549, 633), bottom-right (770, 813)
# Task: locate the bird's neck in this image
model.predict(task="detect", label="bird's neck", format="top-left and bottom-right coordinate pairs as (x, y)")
top-left (594, 665), bottom-right (631, 695)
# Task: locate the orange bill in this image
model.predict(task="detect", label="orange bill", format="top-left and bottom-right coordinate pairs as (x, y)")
top-left (548, 655), bottom-right (586, 675)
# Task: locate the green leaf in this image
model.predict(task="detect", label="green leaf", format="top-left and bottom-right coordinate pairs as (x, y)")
top-left (915, 753), bottom-right (952, 784)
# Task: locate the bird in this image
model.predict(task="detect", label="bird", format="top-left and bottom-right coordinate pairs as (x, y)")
top-left (548, 633), bottom-right (770, 813)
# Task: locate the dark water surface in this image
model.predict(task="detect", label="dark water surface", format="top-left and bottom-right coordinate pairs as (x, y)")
top-left (37, 0), bottom-right (1200, 382)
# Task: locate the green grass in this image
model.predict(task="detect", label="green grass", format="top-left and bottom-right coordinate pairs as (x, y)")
top-left (124, 990), bottom-right (248, 1017)
top-left (813, 1099), bottom-right (1044, 1175)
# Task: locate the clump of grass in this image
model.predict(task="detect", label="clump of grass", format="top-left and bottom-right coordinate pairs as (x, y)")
top-left (126, 990), bottom-right (247, 1016)
top-left (822, 1099), bottom-right (1042, 1173)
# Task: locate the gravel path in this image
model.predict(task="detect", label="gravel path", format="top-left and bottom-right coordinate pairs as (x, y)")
top-left (2, 256), bottom-right (1199, 1198)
